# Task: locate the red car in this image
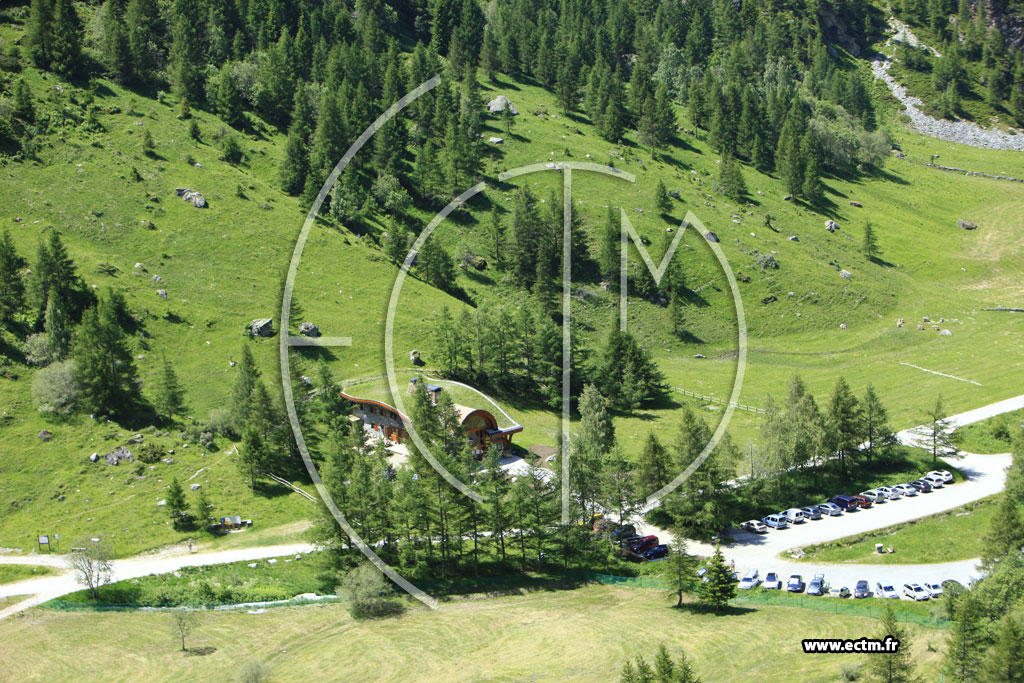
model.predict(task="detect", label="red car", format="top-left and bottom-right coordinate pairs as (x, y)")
top-left (850, 494), bottom-right (873, 509)
top-left (628, 535), bottom-right (659, 554)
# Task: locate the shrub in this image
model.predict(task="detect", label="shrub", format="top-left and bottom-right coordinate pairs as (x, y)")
top-left (220, 135), bottom-right (243, 164)
top-left (337, 563), bottom-right (405, 618)
top-left (32, 359), bottom-right (78, 414)
top-left (207, 408), bottom-right (233, 437)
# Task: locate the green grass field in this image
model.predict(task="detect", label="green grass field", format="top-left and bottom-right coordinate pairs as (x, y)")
top-left (0, 584), bottom-right (947, 681)
top-left (2, 11), bottom-right (1024, 557)
top-left (794, 496), bottom-right (996, 564)
top-left (953, 409), bottom-right (1023, 454)
top-left (0, 564), bottom-right (56, 585)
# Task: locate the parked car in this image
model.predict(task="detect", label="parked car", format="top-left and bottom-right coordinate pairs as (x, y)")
top-left (860, 490), bottom-right (888, 504)
top-left (740, 520), bottom-right (769, 534)
top-left (618, 534), bottom-right (643, 548)
top-left (923, 582), bottom-right (944, 598)
top-left (763, 572), bottom-right (782, 589)
top-left (829, 585), bottom-right (851, 598)
top-left (875, 486), bottom-right (902, 500)
top-left (850, 494), bottom-right (874, 509)
top-left (807, 573), bottom-right (828, 596)
top-left (903, 583), bottom-right (931, 601)
top-left (828, 495), bottom-right (861, 511)
top-left (921, 474), bottom-right (945, 489)
top-left (610, 524), bottom-right (638, 541)
top-left (876, 583), bottom-right (900, 599)
top-left (800, 506), bottom-right (823, 520)
top-left (927, 470), bottom-right (954, 484)
top-left (644, 544), bottom-right (669, 561)
top-left (762, 514), bottom-right (789, 529)
top-left (781, 508), bottom-right (809, 524)
top-left (738, 569), bottom-right (761, 590)
top-left (893, 484), bottom-right (919, 497)
top-left (816, 502), bottom-right (843, 516)
top-left (628, 535), bottom-right (659, 554)
top-left (910, 479), bottom-right (933, 493)
top-left (853, 580), bottom-right (871, 598)
top-left (787, 575), bottom-right (805, 592)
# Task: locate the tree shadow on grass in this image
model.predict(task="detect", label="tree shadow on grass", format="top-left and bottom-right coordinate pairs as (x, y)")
top-left (185, 646), bottom-right (218, 656)
top-left (674, 602), bottom-right (757, 616)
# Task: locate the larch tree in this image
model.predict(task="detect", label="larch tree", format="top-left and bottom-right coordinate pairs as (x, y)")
top-left (867, 604), bottom-right (917, 683)
top-left (170, 0), bottom-right (208, 103)
top-left (156, 356), bottom-right (187, 421)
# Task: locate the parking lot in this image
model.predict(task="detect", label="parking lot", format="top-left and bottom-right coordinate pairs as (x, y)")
top-left (679, 451), bottom-right (1012, 600)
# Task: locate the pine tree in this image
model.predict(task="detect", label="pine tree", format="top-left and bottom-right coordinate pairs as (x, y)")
top-left (193, 487), bottom-right (213, 526)
top-left (102, 0), bottom-right (131, 80)
top-left (217, 64), bottom-right (244, 129)
top-left (26, 0), bottom-right (54, 69)
top-left (925, 395), bottom-right (956, 468)
top-left (0, 228), bottom-right (26, 328)
top-left (480, 26), bottom-right (498, 81)
top-left (982, 493), bottom-right (1024, 565)
top-left (126, 0), bottom-right (160, 81)
top-left (861, 384), bottom-right (894, 465)
top-left (156, 356), bottom-right (186, 420)
top-left (308, 91), bottom-right (347, 195)
top-left (980, 616), bottom-right (1024, 683)
top-left (638, 432), bottom-right (671, 493)
top-left (170, 0), bottom-right (207, 103)
top-left (50, 0), bottom-right (83, 79)
top-left (166, 477), bottom-right (190, 529)
top-left (863, 220), bottom-right (879, 260)
top-left (660, 540), bottom-right (699, 608)
top-left (600, 75), bottom-right (626, 143)
top-left (13, 79), bottom-right (35, 122)
top-left (655, 180), bottom-right (671, 214)
top-left (697, 546), bottom-right (736, 612)
top-left (719, 155), bottom-right (746, 200)
top-left (280, 125), bottom-right (310, 195)
top-left (73, 294), bottom-right (140, 416)
top-left (230, 345), bottom-right (260, 434)
top-left (800, 132), bottom-right (823, 204)
top-left (944, 596), bottom-right (985, 683)
top-left (43, 286), bottom-right (70, 362)
top-left (867, 604), bottom-right (916, 683)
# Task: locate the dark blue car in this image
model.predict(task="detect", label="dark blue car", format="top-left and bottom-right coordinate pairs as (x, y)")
top-left (644, 544), bottom-right (669, 561)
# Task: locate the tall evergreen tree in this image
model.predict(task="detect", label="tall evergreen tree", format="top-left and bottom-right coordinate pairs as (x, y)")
top-left (217, 64), bottom-right (245, 128)
top-left (697, 546), bottom-right (736, 612)
top-left (0, 228), bottom-right (25, 328)
top-left (170, 0), bottom-right (207, 103)
top-left (43, 286), bottom-right (70, 362)
top-left (26, 0), bottom-right (54, 69)
top-left (74, 294), bottom-right (140, 416)
top-left (166, 476), bottom-right (190, 528)
top-left (863, 220), bottom-right (880, 260)
top-left (867, 605), bottom-right (916, 683)
top-left (102, 0), bottom-right (132, 80)
top-left (50, 0), bottom-right (83, 78)
top-left (156, 356), bottom-right (186, 420)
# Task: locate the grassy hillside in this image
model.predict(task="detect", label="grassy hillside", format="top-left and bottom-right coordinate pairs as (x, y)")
top-left (2, 11), bottom-right (1024, 556)
top-left (0, 585), bottom-right (947, 681)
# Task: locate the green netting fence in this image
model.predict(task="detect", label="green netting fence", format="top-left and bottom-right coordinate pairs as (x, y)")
top-left (584, 573), bottom-right (952, 630)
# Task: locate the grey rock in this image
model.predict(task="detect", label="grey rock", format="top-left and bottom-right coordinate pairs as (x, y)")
top-left (958, 219), bottom-right (978, 230)
top-left (298, 322), bottom-right (320, 337)
top-left (825, 220), bottom-right (839, 232)
top-left (788, 235), bottom-right (799, 242)
top-left (703, 231), bottom-right (719, 243)
top-left (156, 289), bottom-right (167, 299)
top-left (39, 430), bottom-right (52, 441)
top-left (840, 269), bottom-right (852, 279)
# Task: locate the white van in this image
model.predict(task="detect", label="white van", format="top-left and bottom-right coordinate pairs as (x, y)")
top-left (781, 508), bottom-right (808, 524)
